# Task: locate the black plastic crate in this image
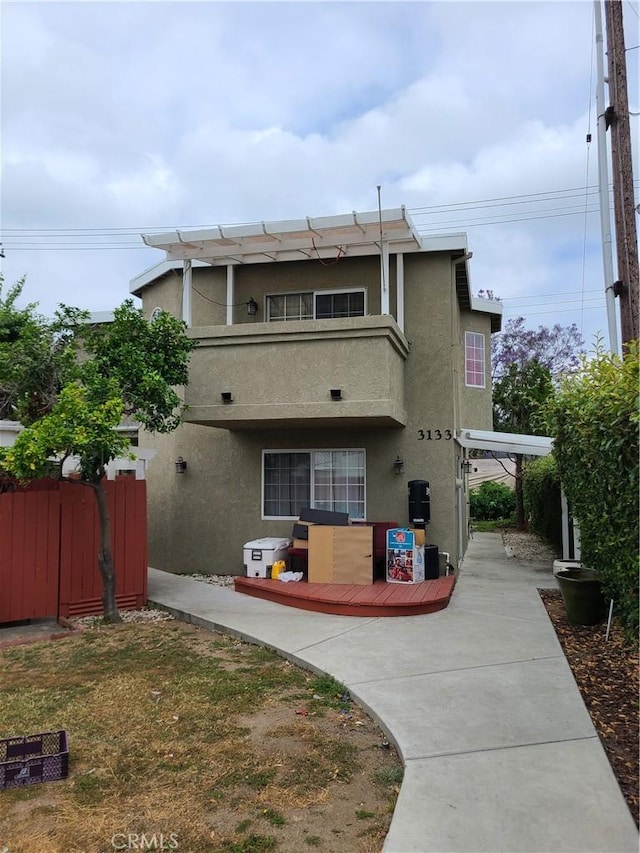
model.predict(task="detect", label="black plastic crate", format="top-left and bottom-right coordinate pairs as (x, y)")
top-left (0, 730), bottom-right (69, 789)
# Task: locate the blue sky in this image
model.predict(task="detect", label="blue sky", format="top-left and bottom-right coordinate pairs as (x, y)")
top-left (1, 1), bottom-right (638, 351)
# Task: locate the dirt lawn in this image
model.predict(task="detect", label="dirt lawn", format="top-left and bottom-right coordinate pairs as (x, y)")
top-left (0, 619), bottom-right (402, 853)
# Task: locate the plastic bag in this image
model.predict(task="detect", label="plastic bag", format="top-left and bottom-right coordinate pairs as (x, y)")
top-left (277, 571), bottom-right (303, 583)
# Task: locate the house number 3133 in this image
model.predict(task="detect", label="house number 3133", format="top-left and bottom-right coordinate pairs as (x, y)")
top-left (418, 429), bottom-right (453, 440)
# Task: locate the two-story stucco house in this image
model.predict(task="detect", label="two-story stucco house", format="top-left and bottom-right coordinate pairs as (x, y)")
top-left (129, 207), bottom-right (502, 576)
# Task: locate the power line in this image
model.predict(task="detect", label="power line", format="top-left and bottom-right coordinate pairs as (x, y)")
top-left (501, 288), bottom-right (603, 301)
top-left (0, 205), bottom-right (609, 250)
top-left (409, 185), bottom-right (600, 213)
top-left (503, 304), bottom-right (605, 318)
top-left (0, 245), bottom-right (148, 251)
top-left (2, 181), bottom-right (637, 239)
top-left (417, 207), bottom-right (600, 232)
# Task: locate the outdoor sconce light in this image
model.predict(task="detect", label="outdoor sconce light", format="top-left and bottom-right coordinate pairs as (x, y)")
top-left (175, 457), bottom-right (187, 474)
top-left (462, 460), bottom-right (476, 475)
top-left (221, 392), bottom-right (233, 403)
top-left (393, 456), bottom-right (404, 475)
top-left (330, 389), bottom-right (342, 401)
top-left (246, 298), bottom-right (258, 316)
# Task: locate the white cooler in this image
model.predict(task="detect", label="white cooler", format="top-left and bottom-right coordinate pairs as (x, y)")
top-left (243, 537), bottom-right (291, 578)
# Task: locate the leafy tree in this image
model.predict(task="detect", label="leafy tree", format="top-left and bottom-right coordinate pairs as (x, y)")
top-left (488, 317), bottom-right (583, 529)
top-left (492, 316), bottom-right (584, 382)
top-left (522, 455), bottom-right (562, 551)
top-left (0, 293), bottom-right (196, 622)
top-left (0, 275), bottom-right (85, 422)
top-left (469, 481), bottom-right (515, 521)
top-left (493, 359), bottom-right (554, 527)
top-left (544, 342), bottom-right (639, 640)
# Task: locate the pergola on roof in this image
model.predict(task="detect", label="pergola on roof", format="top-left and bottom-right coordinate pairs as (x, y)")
top-left (141, 207), bottom-right (424, 265)
top-left (131, 206), bottom-right (502, 332)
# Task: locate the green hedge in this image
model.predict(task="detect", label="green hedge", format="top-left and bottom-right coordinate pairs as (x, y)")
top-left (523, 455), bottom-right (562, 551)
top-left (469, 480), bottom-right (515, 521)
top-left (544, 342), bottom-right (639, 640)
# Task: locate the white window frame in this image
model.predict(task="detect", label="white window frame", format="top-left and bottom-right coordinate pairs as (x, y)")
top-left (465, 331), bottom-right (486, 389)
top-left (265, 291), bottom-right (314, 322)
top-left (265, 288), bottom-right (367, 322)
top-left (262, 448), bottom-right (366, 520)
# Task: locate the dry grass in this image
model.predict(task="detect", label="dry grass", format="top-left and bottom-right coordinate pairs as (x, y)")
top-left (0, 620), bottom-right (401, 853)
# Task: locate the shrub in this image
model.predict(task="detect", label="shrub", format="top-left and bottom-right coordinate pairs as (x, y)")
top-left (544, 342), bottom-right (639, 640)
top-left (523, 455), bottom-right (562, 551)
top-left (469, 481), bottom-right (516, 521)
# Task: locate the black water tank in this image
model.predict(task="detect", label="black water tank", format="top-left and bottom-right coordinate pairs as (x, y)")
top-left (408, 479), bottom-right (430, 528)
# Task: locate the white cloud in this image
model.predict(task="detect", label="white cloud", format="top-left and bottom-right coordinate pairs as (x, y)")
top-left (1, 0), bottom-right (635, 352)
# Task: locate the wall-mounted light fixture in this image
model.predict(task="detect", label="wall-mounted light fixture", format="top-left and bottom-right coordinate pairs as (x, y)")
top-left (221, 392), bottom-right (233, 403)
top-left (393, 456), bottom-right (404, 475)
top-left (462, 460), bottom-right (476, 475)
top-left (330, 389), bottom-right (342, 401)
top-left (247, 298), bottom-right (258, 316)
top-left (175, 456), bottom-right (187, 474)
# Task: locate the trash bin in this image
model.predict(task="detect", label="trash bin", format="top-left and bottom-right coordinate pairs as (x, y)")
top-left (424, 544), bottom-right (439, 579)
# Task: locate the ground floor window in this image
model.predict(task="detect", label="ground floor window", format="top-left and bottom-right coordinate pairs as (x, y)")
top-left (262, 449), bottom-right (365, 519)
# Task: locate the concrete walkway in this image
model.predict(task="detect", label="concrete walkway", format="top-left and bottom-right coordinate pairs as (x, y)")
top-left (147, 533), bottom-right (638, 853)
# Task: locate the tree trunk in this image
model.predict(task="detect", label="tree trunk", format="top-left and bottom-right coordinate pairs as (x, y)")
top-left (91, 479), bottom-right (121, 623)
top-left (514, 454), bottom-right (527, 530)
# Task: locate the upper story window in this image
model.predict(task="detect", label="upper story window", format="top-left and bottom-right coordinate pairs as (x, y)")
top-left (465, 332), bottom-right (486, 388)
top-left (266, 289), bottom-right (365, 322)
top-left (315, 290), bottom-right (365, 319)
top-left (267, 293), bottom-right (313, 321)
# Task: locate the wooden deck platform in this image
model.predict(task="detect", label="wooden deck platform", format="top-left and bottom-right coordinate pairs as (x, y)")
top-left (234, 575), bottom-right (456, 617)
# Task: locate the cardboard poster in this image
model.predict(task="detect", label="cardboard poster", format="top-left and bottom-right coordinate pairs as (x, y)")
top-left (386, 528), bottom-right (425, 584)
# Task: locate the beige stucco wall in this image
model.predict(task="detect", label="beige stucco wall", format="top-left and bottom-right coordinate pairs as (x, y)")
top-left (143, 422), bottom-right (415, 575)
top-left (458, 309), bottom-right (494, 430)
top-left (141, 272), bottom-right (183, 320)
top-left (223, 256), bottom-right (392, 323)
top-left (140, 251), bottom-right (494, 575)
top-left (184, 316), bottom-right (408, 428)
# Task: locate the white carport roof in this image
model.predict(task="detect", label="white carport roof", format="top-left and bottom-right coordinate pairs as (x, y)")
top-left (457, 428), bottom-right (552, 457)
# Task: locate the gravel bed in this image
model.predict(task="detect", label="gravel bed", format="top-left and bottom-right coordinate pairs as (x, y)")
top-left (501, 529), bottom-right (560, 564)
top-left (73, 607), bottom-right (175, 628)
top-left (188, 573), bottom-right (235, 587)
top-left (72, 576), bottom-right (235, 628)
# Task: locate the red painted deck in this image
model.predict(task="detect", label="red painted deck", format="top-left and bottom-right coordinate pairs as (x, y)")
top-left (234, 575), bottom-right (456, 617)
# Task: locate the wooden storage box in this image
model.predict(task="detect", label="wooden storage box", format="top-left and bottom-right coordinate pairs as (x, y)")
top-left (308, 525), bottom-right (373, 585)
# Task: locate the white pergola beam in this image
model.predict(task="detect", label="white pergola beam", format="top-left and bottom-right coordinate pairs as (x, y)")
top-left (226, 265), bottom-right (234, 326)
top-left (182, 260), bottom-right (192, 326)
top-left (396, 253), bottom-right (405, 333)
top-left (380, 241), bottom-right (390, 315)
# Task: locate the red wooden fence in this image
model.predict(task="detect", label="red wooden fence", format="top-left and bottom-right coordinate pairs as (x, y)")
top-left (0, 488), bottom-right (60, 623)
top-left (0, 479), bottom-right (147, 623)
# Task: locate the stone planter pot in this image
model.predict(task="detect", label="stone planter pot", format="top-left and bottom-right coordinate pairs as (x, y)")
top-left (553, 565), bottom-right (605, 626)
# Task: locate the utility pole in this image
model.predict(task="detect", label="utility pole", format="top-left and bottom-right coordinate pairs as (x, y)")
top-left (604, 0), bottom-right (639, 345)
top-left (594, 1), bottom-right (619, 354)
